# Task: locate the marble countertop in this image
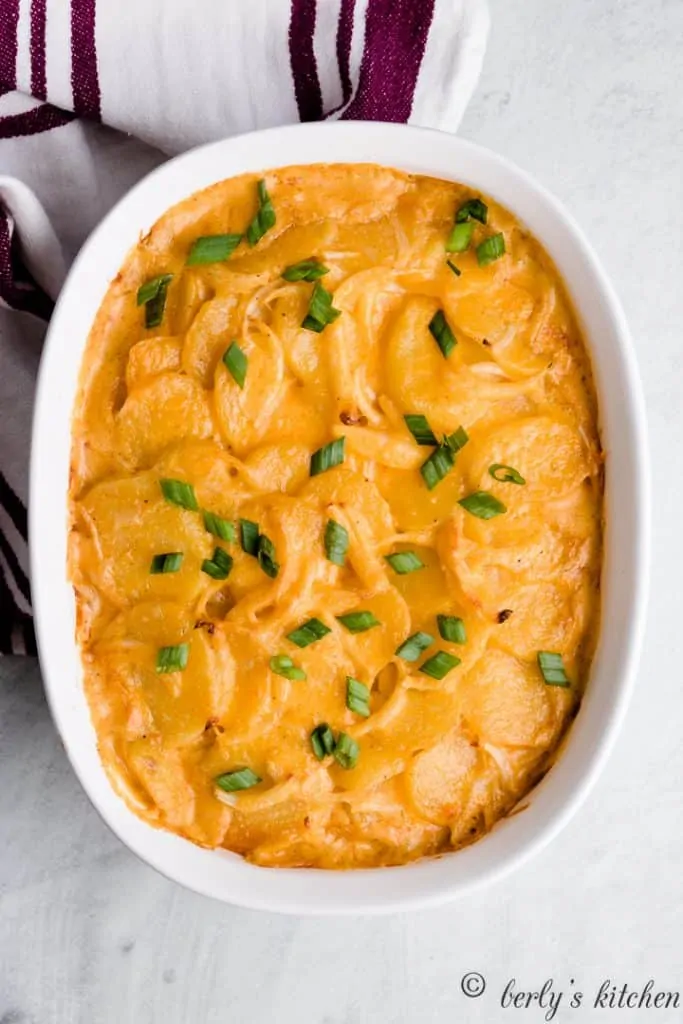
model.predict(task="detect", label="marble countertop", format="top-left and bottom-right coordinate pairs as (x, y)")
top-left (2, 1), bottom-right (682, 1021)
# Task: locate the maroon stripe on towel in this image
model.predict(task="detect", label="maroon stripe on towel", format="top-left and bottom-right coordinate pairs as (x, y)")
top-left (0, 524), bottom-right (31, 606)
top-left (341, 0), bottom-right (436, 122)
top-left (0, 208), bottom-right (55, 319)
top-left (0, 472), bottom-right (28, 542)
top-left (289, 0), bottom-right (323, 122)
top-left (0, 103), bottom-right (74, 141)
top-left (71, 0), bottom-right (101, 119)
top-left (30, 0), bottom-right (47, 100)
top-left (23, 615), bottom-right (37, 656)
top-left (336, 0), bottom-right (355, 105)
top-left (0, 570), bottom-right (18, 654)
top-left (0, 0), bottom-right (20, 91)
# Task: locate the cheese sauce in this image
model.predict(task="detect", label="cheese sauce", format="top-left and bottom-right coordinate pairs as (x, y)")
top-left (69, 164), bottom-right (603, 868)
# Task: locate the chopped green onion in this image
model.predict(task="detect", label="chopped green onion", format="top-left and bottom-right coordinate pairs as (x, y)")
top-left (476, 233), bottom-right (506, 266)
top-left (136, 274), bottom-right (173, 307)
top-left (446, 259), bottom-right (462, 277)
top-left (437, 615), bottom-right (467, 644)
top-left (186, 234), bottom-right (242, 266)
top-left (282, 258), bottom-right (329, 282)
top-left (336, 610), bottom-right (380, 634)
top-left (201, 547), bottom-right (233, 580)
top-left (215, 767), bottom-right (261, 792)
top-left (420, 445), bottom-right (455, 491)
top-left (489, 463), bottom-right (526, 485)
top-left (395, 631), bottom-right (434, 662)
top-left (156, 643), bottom-right (189, 674)
top-left (302, 282), bottom-right (342, 333)
top-left (428, 309), bottom-right (457, 358)
top-left (287, 618), bottom-right (331, 648)
top-left (137, 274), bottom-right (173, 330)
top-left (257, 534), bottom-right (279, 578)
top-left (458, 491), bottom-right (507, 519)
top-left (150, 552), bottom-right (183, 575)
top-left (456, 198), bottom-right (488, 225)
top-left (202, 511), bottom-right (235, 542)
top-left (404, 413), bottom-right (438, 446)
top-left (446, 221), bottom-right (474, 253)
top-left (538, 651), bottom-right (570, 687)
top-left (269, 654), bottom-right (306, 681)
top-left (346, 677), bottom-right (371, 718)
top-left (239, 518), bottom-right (260, 555)
top-left (222, 341), bottom-right (248, 389)
top-left (324, 519), bottom-right (349, 567)
top-left (420, 650), bottom-right (461, 680)
top-left (160, 478), bottom-right (198, 511)
top-left (443, 426), bottom-right (469, 452)
top-left (310, 437), bottom-right (345, 476)
top-left (310, 723), bottom-right (335, 760)
top-left (384, 551), bottom-right (424, 575)
top-left (333, 732), bottom-right (359, 769)
top-left (245, 179), bottom-right (276, 246)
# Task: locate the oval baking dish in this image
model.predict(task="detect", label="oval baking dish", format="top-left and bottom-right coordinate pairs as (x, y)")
top-left (30, 122), bottom-right (649, 914)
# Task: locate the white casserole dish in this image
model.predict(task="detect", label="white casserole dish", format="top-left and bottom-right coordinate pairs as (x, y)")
top-left (30, 121), bottom-right (649, 914)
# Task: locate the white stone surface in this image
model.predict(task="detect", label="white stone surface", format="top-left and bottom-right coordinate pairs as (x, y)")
top-left (2, 1), bottom-right (682, 1020)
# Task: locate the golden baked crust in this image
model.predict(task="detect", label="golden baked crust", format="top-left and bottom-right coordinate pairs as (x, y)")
top-left (68, 164), bottom-right (602, 868)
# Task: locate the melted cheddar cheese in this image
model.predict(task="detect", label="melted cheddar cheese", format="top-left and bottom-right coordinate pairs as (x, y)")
top-left (69, 164), bottom-right (603, 869)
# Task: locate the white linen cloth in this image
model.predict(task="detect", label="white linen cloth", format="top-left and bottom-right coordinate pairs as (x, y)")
top-left (0, 0), bottom-right (489, 652)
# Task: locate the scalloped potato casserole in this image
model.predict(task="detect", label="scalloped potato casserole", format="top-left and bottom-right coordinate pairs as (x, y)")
top-left (68, 164), bottom-right (603, 868)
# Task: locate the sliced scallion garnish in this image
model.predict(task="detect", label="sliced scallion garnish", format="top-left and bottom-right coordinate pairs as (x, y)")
top-left (538, 651), bottom-right (570, 687)
top-left (419, 650), bottom-right (461, 680)
top-left (137, 274), bottom-right (173, 329)
top-left (310, 437), bottom-right (345, 477)
top-left (428, 309), bottom-right (457, 358)
top-left (384, 551), bottom-right (424, 575)
top-left (150, 552), bottom-right (183, 575)
top-left (201, 547), bottom-right (233, 580)
top-left (156, 643), bottom-right (189, 674)
top-left (136, 274), bottom-right (172, 307)
top-left (222, 341), bottom-right (248, 389)
top-left (336, 610), bottom-right (380, 634)
top-left (310, 723), bottom-right (335, 760)
top-left (324, 519), bottom-right (349, 567)
top-left (489, 463), bottom-right (526, 485)
top-left (444, 425), bottom-right (469, 452)
top-left (333, 732), bottom-right (359, 769)
top-left (404, 413), bottom-right (438, 446)
top-left (446, 221), bottom-right (474, 253)
top-left (458, 491), bottom-right (507, 519)
top-left (186, 234), bottom-right (242, 266)
top-left (302, 282), bottom-right (342, 333)
top-left (456, 198), bottom-right (488, 225)
top-left (202, 511), bottom-right (235, 542)
top-left (346, 677), bottom-right (371, 718)
top-left (269, 655), bottom-right (306, 681)
top-left (437, 615), bottom-right (467, 644)
top-left (395, 631), bottom-right (434, 662)
top-left (215, 767), bottom-right (261, 792)
top-left (420, 445), bottom-right (455, 491)
top-left (476, 233), bottom-right (506, 266)
top-left (245, 179), bottom-right (276, 246)
top-left (287, 618), bottom-right (331, 648)
top-left (257, 534), bottom-right (279, 578)
top-left (239, 518), bottom-right (260, 555)
top-left (160, 478), bottom-right (198, 511)
top-left (282, 258), bottom-right (329, 282)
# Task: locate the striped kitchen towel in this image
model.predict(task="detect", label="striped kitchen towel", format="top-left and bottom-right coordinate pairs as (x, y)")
top-left (0, 0), bottom-right (489, 654)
